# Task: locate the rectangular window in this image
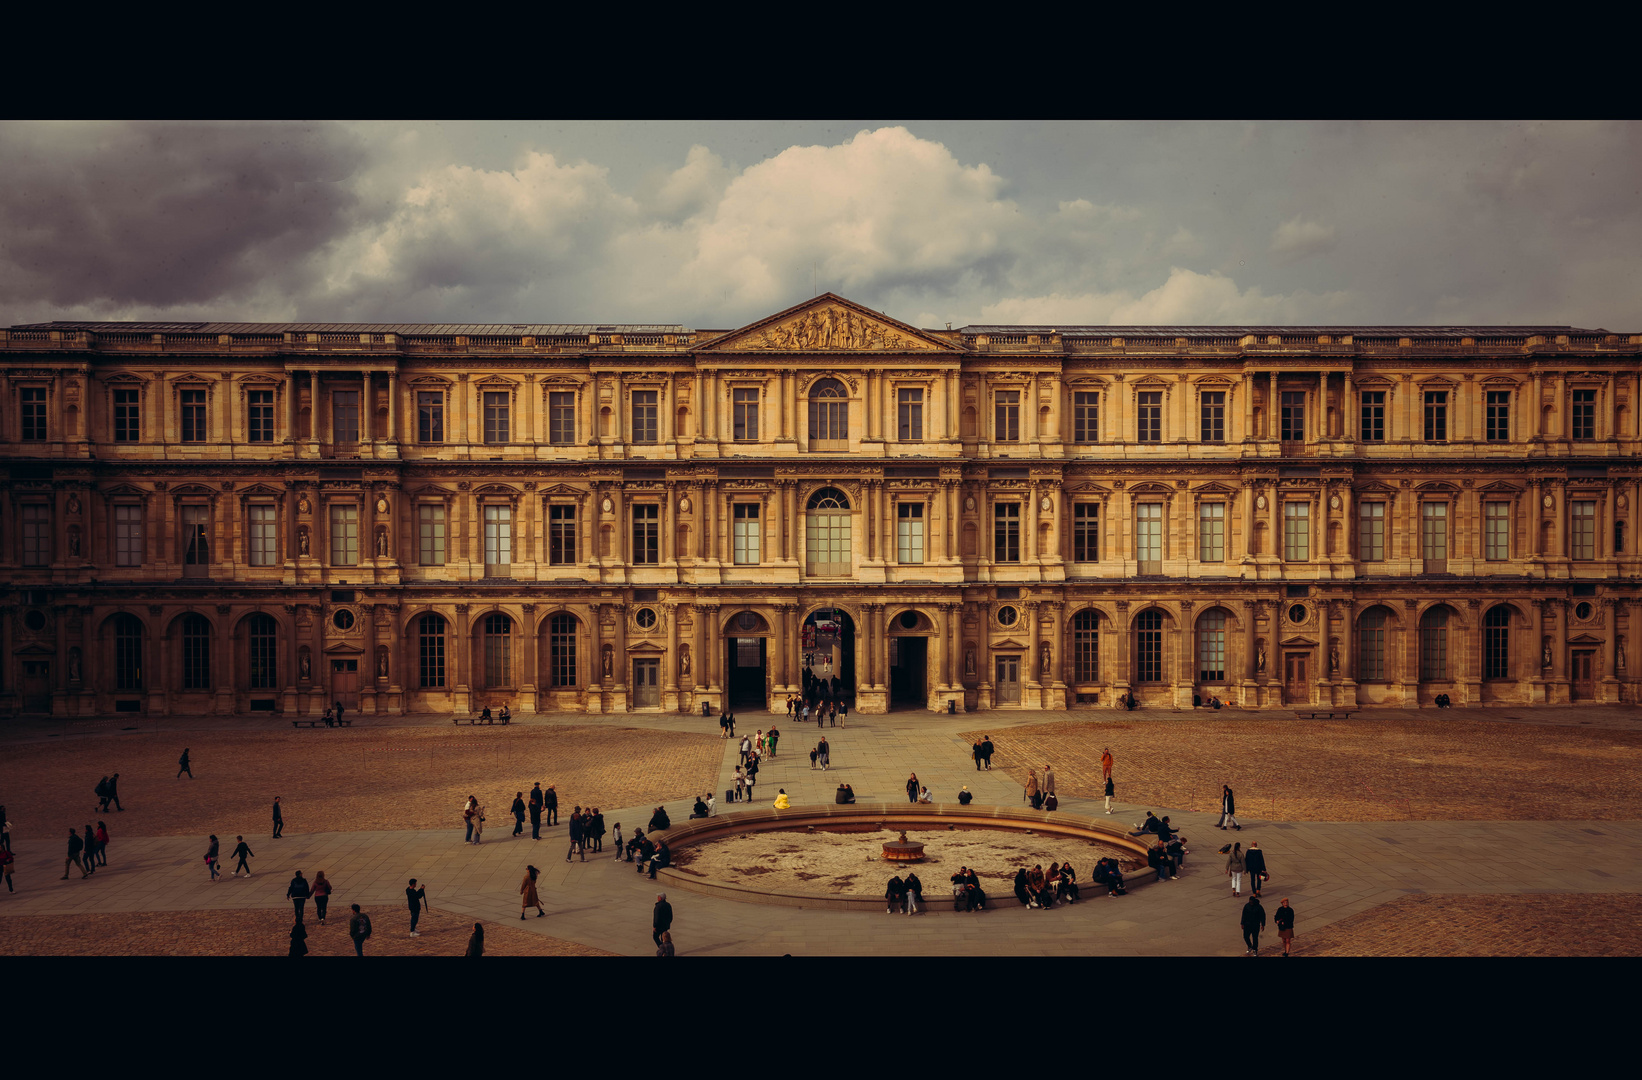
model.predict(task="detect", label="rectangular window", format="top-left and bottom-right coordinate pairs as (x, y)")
top-left (548, 392), bottom-right (575, 445)
top-left (114, 388), bottom-right (141, 442)
top-left (1280, 391), bottom-right (1305, 441)
top-left (1424, 391), bottom-right (1448, 442)
top-left (418, 505), bottom-right (446, 566)
top-left (1200, 391), bottom-right (1225, 443)
top-left (330, 505), bottom-right (358, 566)
top-left (331, 390), bottom-right (360, 443)
top-left (548, 505), bottom-right (577, 565)
top-left (418, 392), bottom-right (444, 443)
top-left (1136, 503), bottom-right (1162, 573)
top-left (1360, 390), bottom-right (1386, 442)
top-left (549, 619), bottom-right (577, 687)
top-left (1073, 391), bottom-right (1099, 443)
top-left (632, 503), bottom-right (659, 564)
top-left (1359, 502), bottom-right (1385, 562)
top-left (631, 390), bottom-right (658, 444)
top-left (483, 392), bottom-right (510, 444)
top-left (419, 619), bottom-right (446, 689)
top-left (182, 505), bottom-right (209, 573)
top-left (181, 389), bottom-right (208, 443)
top-left (733, 503), bottom-right (761, 564)
top-left (247, 390), bottom-right (274, 442)
top-left (1571, 389), bottom-right (1596, 441)
top-left (995, 392), bottom-right (1020, 442)
top-left (1072, 503), bottom-right (1100, 562)
top-left (21, 388), bottom-right (47, 440)
top-left (484, 505), bottom-right (512, 570)
top-left (1283, 502), bottom-right (1310, 562)
top-left (22, 504), bottom-right (50, 566)
top-left (1486, 390), bottom-right (1510, 442)
top-left (733, 388), bottom-right (759, 441)
top-left (1422, 502), bottom-right (1448, 560)
top-left (1485, 502), bottom-right (1510, 561)
top-left (1199, 503), bottom-right (1225, 562)
top-left (1072, 616), bottom-right (1099, 682)
top-left (1571, 500), bottom-right (1596, 560)
top-left (1358, 616), bottom-right (1386, 681)
top-left (897, 388), bottom-right (923, 441)
top-left (249, 505), bottom-right (277, 566)
top-left (993, 502), bottom-right (1020, 563)
top-left (115, 504), bottom-right (144, 567)
top-left (1137, 391), bottom-right (1162, 442)
top-left (897, 502), bottom-right (924, 564)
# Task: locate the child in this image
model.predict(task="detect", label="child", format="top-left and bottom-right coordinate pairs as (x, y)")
top-left (810, 746), bottom-right (819, 770)
top-left (610, 822), bottom-right (623, 862)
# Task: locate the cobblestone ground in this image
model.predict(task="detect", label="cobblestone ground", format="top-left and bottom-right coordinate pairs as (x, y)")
top-left (1264, 893), bottom-right (1642, 957)
top-left (0, 725), bottom-right (722, 841)
top-left (964, 719), bottom-right (1642, 821)
top-left (0, 906), bottom-right (614, 956)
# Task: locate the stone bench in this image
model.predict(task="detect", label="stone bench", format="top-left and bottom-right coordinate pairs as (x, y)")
top-left (292, 719), bottom-right (352, 728)
top-left (452, 715), bottom-right (511, 725)
top-left (1294, 710), bottom-right (1354, 720)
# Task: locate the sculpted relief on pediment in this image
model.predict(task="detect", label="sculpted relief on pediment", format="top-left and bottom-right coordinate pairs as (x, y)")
top-left (721, 304), bottom-right (943, 353)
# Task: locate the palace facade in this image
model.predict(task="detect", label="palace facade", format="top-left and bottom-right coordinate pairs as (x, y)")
top-left (2, 294), bottom-right (1638, 718)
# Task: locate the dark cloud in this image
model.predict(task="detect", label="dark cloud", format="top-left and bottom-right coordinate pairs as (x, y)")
top-left (0, 121), bottom-right (368, 317)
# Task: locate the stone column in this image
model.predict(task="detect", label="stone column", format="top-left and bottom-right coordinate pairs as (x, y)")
top-left (360, 603), bottom-right (378, 714)
top-left (663, 602), bottom-right (678, 705)
top-left (308, 370), bottom-right (322, 454)
top-left (284, 372), bottom-right (297, 451)
top-left (385, 372), bottom-right (397, 447)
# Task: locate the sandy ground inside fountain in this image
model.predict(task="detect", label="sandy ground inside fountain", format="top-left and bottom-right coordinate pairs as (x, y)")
top-left (670, 828), bottom-right (1144, 896)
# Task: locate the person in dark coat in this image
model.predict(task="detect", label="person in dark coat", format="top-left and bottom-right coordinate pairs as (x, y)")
top-left (972, 740), bottom-right (984, 771)
top-left (511, 793), bottom-right (527, 837)
top-left (1129, 811), bottom-right (1161, 838)
top-left (589, 808), bottom-right (606, 853)
top-left (1240, 895), bottom-right (1267, 955)
top-left (107, 773), bottom-right (123, 811)
top-left (885, 873), bottom-right (908, 914)
top-left (566, 812), bottom-right (585, 862)
top-left (272, 796), bottom-right (284, 838)
top-left (647, 840), bottom-right (671, 880)
top-left (1275, 898), bottom-right (1296, 956)
top-left (544, 785), bottom-right (559, 827)
top-left (1013, 868), bottom-right (1031, 906)
top-left (288, 921), bottom-right (309, 957)
top-left (905, 773), bottom-right (921, 804)
top-left (957, 786), bottom-right (973, 805)
top-left (904, 871), bottom-right (924, 914)
top-left (177, 748), bottom-right (192, 779)
top-left (647, 806), bottom-right (670, 832)
top-left (981, 738), bottom-right (994, 769)
top-left (652, 892), bottom-right (673, 949)
top-left (465, 922), bottom-right (485, 957)
top-left (1218, 785), bottom-right (1241, 830)
top-left (287, 869), bottom-right (311, 920)
top-left (528, 784), bottom-right (544, 840)
top-left (1244, 842), bottom-right (1268, 897)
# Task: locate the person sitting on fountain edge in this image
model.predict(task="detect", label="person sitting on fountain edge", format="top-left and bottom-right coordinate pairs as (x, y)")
top-left (957, 786), bottom-right (973, 805)
top-left (835, 784), bottom-right (855, 805)
top-left (689, 795), bottom-right (710, 819)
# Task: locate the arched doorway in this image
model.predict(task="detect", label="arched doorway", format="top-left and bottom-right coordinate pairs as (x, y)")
top-left (724, 609), bottom-right (771, 710)
top-left (887, 608), bottom-right (934, 710)
top-left (800, 607), bottom-right (856, 706)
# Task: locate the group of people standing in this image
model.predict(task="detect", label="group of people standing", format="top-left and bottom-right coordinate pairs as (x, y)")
top-left (790, 695), bottom-right (845, 727)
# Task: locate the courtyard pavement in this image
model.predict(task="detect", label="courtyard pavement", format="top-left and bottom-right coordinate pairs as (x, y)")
top-left (4, 703), bottom-right (1640, 956)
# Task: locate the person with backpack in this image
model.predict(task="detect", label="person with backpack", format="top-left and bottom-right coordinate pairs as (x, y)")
top-left (348, 904), bottom-right (372, 956)
top-left (106, 774), bottom-right (123, 812)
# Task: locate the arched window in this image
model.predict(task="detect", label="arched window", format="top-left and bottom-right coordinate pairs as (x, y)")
top-left (1358, 607), bottom-right (1388, 681)
top-left (419, 613), bottom-right (447, 688)
top-left (484, 613), bottom-right (513, 688)
top-left (1484, 605), bottom-right (1512, 680)
top-left (114, 613), bottom-right (143, 690)
top-left (181, 613), bottom-right (212, 691)
top-left (1135, 609), bottom-right (1164, 683)
top-left (1072, 609), bottom-right (1100, 683)
top-left (549, 613), bottom-right (578, 688)
top-left (1420, 605), bottom-right (1451, 681)
top-left (248, 613), bottom-right (278, 690)
top-left (806, 487), bottom-right (852, 577)
top-left (1197, 609), bottom-right (1226, 683)
top-left (808, 378), bottom-right (848, 450)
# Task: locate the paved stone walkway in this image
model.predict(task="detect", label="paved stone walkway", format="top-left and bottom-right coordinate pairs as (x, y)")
top-left (4, 704), bottom-right (1640, 955)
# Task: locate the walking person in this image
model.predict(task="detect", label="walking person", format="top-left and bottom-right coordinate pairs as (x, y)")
top-left (906, 773), bottom-right (921, 804)
top-left (311, 871), bottom-right (333, 924)
top-left (1275, 898), bottom-right (1296, 956)
top-left (2, 844), bottom-right (15, 892)
top-left (528, 784), bottom-right (544, 840)
top-left (1, 806), bottom-right (10, 851)
top-left (231, 836), bottom-right (254, 877)
top-left (347, 904), bottom-right (372, 957)
top-left (334, 700), bottom-right (346, 726)
top-left (1104, 775), bottom-right (1115, 814)
top-left (1218, 784), bottom-right (1241, 830)
top-left (465, 922), bottom-right (485, 957)
top-left (1043, 764), bottom-right (1056, 802)
top-left (743, 765), bottom-right (757, 804)
top-left (981, 736), bottom-right (994, 770)
top-left (463, 796), bottom-right (477, 844)
top-left (1101, 746), bottom-right (1114, 783)
top-left (652, 892), bottom-right (673, 950)
top-left (972, 740), bottom-right (983, 771)
top-left (204, 834), bottom-right (219, 882)
top-left (1240, 894), bottom-right (1266, 956)
top-left (96, 776), bottom-right (112, 814)
top-left (1245, 842), bottom-right (1268, 898)
top-left (1025, 768), bottom-right (1041, 810)
top-left (471, 799), bottom-right (486, 844)
top-left (520, 865), bottom-right (545, 919)
top-left (818, 736), bottom-right (830, 771)
top-left (566, 811), bottom-right (584, 862)
top-left (544, 785), bottom-right (558, 827)
top-left (739, 734), bottom-right (752, 766)
top-left (288, 920), bottom-right (308, 957)
top-left (272, 796), bottom-right (284, 838)
top-left (1226, 841), bottom-right (1246, 896)
top-left (406, 879), bottom-right (427, 936)
top-left (107, 774), bottom-right (123, 812)
top-left (83, 826), bottom-right (100, 874)
top-left (287, 869), bottom-right (311, 921)
top-left (810, 746), bottom-right (819, 770)
top-left (177, 748), bottom-right (193, 779)
top-left (511, 792), bottom-right (527, 837)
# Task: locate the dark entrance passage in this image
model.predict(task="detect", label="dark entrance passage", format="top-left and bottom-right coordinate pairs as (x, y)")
top-left (800, 609), bottom-right (856, 706)
top-left (727, 636), bottom-right (767, 709)
top-left (889, 635), bottom-right (927, 708)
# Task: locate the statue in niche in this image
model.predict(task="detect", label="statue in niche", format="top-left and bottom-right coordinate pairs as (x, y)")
top-left (1330, 642), bottom-right (1340, 674)
top-left (1256, 640), bottom-right (1267, 674)
top-left (378, 649), bottom-right (390, 678)
top-left (376, 527), bottom-right (389, 557)
top-left (69, 647), bottom-right (82, 682)
top-left (679, 645), bottom-right (691, 679)
top-left (68, 527), bottom-right (81, 556)
top-left (1617, 635), bottom-right (1627, 674)
top-left (965, 648), bottom-right (976, 677)
top-left (1542, 637), bottom-right (1553, 669)
top-left (602, 644), bottom-right (613, 679)
top-left (300, 652), bottom-right (311, 680)
top-left (298, 527), bottom-right (310, 556)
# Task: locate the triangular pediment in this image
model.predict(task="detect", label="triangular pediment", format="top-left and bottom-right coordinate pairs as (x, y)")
top-left (1478, 481), bottom-right (1523, 493)
top-left (1193, 481), bottom-right (1239, 495)
top-left (1279, 635), bottom-right (1320, 647)
top-left (238, 483), bottom-right (285, 497)
top-left (1567, 633), bottom-right (1606, 645)
top-left (1070, 482), bottom-right (1111, 495)
top-left (102, 483), bottom-right (149, 496)
top-left (12, 642), bottom-right (57, 656)
top-left (625, 641), bottom-right (667, 654)
top-left (322, 642), bottom-right (366, 655)
top-left (991, 637), bottom-right (1027, 649)
top-left (542, 484), bottom-right (584, 497)
top-left (1355, 481), bottom-right (1398, 493)
top-left (698, 294), bottom-right (959, 354)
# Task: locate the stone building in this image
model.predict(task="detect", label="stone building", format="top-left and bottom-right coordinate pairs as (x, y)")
top-left (2, 294), bottom-right (1637, 718)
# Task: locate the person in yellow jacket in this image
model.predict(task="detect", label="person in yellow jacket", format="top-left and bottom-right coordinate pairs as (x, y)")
top-left (772, 789), bottom-right (791, 810)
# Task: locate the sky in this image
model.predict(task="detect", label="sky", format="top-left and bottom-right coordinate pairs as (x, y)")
top-left (1, 120), bottom-right (1638, 332)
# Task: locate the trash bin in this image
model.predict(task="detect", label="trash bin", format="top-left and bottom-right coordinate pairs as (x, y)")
top-left (700, 700), bottom-right (711, 716)
top-left (947, 699), bottom-right (957, 714)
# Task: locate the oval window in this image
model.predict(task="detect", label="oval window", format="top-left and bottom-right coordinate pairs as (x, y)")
top-left (333, 609), bottom-right (355, 631)
top-left (636, 608), bottom-right (658, 630)
top-left (997, 606), bottom-right (1018, 627)
top-left (899, 611), bottom-right (920, 630)
top-left (24, 610), bottom-right (47, 632)
top-left (1575, 601), bottom-right (1593, 621)
top-left (1288, 604), bottom-right (1307, 624)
